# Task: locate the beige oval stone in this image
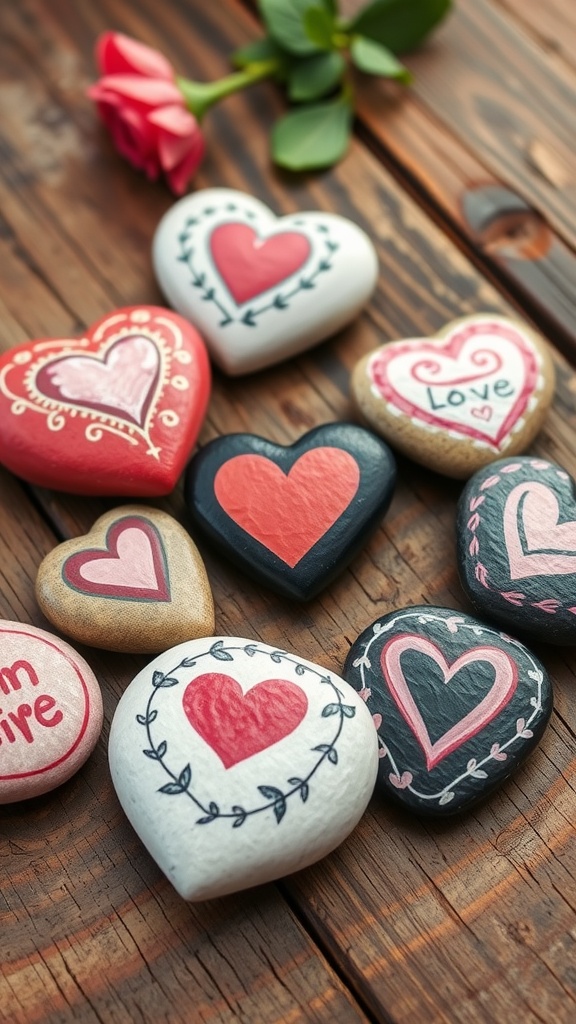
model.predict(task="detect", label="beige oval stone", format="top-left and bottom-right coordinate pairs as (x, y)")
top-left (36, 506), bottom-right (215, 653)
top-left (351, 314), bottom-right (555, 479)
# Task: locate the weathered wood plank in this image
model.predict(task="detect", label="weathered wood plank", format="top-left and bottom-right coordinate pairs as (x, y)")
top-left (493, 0), bottom-right (576, 75)
top-left (337, 0), bottom-right (576, 358)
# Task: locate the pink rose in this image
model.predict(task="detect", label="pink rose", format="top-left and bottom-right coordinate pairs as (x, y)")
top-left (87, 32), bottom-right (204, 195)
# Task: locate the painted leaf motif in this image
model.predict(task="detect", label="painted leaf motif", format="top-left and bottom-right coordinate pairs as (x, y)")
top-left (258, 785), bottom-right (285, 802)
top-left (210, 641), bottom-right (234, 661)
top-left (321, 702), bottom-right (341, 717)
top-left (158, 781), bottom-right (186, 795)
top-left (273, 798), bottom-right (287, 824)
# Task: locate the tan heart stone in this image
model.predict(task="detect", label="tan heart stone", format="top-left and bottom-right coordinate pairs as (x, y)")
top-left (36, 506), bottom-right (214, 653)
top-left (351, 314), bottom-right (555, 479)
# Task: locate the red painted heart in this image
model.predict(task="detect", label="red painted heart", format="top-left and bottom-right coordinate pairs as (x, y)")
top-left (381, 636), bottom-right (518, 769)
top-left (0, 307), bottom-right (210, 496)
top-left (210, 222), bottom-right (311, 304)
top-left (213, 448), bottom-right (360, 567)
top-left (182, 672), bottom-right (308, 768)
top-left (62, 516), bottom-right (170, 601)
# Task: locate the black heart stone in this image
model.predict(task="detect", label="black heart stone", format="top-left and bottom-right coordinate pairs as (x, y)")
top-left (185, 423), bottom-right (396, 601)
top-left (457, 456), bottom-right (576, 644)
top-left (343, 605), bottom-right (552, 816)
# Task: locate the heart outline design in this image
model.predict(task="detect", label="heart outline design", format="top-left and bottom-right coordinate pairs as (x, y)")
top-left (209, 222), bottom-right (312, 305)
top-left (63, 516), bottom-right (171, 602)
top-left (381, 634), bottom-right (518, 770)
top-left (504, 481), bottom-right (576, 580)
top-left (34, 334), bottom-right (161, 428)
top-left (213, 447), bottom-right (361, 567)
top-left (367, 319), bottom-right (540, 448)
top-left (182, 672), bottom-right (308, 768)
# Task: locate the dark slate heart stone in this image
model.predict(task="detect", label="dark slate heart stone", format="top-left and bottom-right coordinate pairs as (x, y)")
top-left (185, 423), bottom-right (396, 601)
top-left (457, 456), bottom-right (576, 644)
top-left (343, 605), bottom-right (552, 816)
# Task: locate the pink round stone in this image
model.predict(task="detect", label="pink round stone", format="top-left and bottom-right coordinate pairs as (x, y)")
top-left (0, 620), bottom-right (103, 803)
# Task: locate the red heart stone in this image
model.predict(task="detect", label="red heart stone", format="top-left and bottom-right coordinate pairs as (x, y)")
top-left (182, 672), bottom-right (308, 768)
top-left (210, 222), bottom-right (311, 304)
top-left (0, 307), bottom-right (210, 496)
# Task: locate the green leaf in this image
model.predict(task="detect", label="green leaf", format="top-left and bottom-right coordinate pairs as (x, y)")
top-left (271, 94), bottom-right (353, 170)
top-left (347, 0), bottom-right (451, 55)
top-left (351, 36), bottom-right (412, 81)
top-left (303, 6), bottom-right (335, 49)
top-left (288, 51), bottom-right (345, 101)
top-left (259, 0), bottom-right (324, 55)
top-left (232, 36), bottom-right (282, 68)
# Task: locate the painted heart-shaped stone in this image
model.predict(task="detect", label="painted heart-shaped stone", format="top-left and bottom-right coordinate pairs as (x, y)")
top-left (0, 306), bottom-right (211, 495)
top-left (351, 315), bottom-right (555, 479)
top-left (108, 637), bottom-right (378, 900)
top-left (343, 606), bottom-right (552, 816)
top-left (0, 621), bottom-right (103, 803)
top-left (457, 456), bottom-right (576, 644)
top-left (35, 506), bottom-right (214, 654)
top-left (185, 424), bottom-right (396, 601)
top-left (152, 187), bottom-right (379, 375)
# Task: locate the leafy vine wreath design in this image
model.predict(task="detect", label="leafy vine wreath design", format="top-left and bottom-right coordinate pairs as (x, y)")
top-left (176, 201), bottom-right (339, 327)
top-left (352, 611), bottom-right (543, 808)
top-left (465, 458), bottom-right (572, 614)
top-left (136, 640), bottom-right (356, 828)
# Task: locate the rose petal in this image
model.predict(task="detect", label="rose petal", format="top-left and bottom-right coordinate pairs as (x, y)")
top-left (96, 101), bottom-right (159, 174)
top-left (96, 31), bottom-right (175, 81)
top-left (148, 104), bottom-right (202, 170)
top-left (88, 75), bottom-right (183, 111)
top-left (165, 132), bottom-right (205, 195)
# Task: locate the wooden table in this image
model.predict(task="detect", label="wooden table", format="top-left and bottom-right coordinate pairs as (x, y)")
top-left (2, 0), bottom-right (576, 1020)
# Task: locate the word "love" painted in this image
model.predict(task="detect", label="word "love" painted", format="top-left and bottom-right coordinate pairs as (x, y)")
top-left (426, 379), bottom-right (514, 411)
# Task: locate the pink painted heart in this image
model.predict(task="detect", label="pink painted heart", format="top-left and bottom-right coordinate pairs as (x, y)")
top-left (389, 771), bottom-right (413, 789)
top-left (381, 636), bottom-right (518, 770)
top-left (63, 516), bottom-right (170, 601)
top-left (504, 481), bottom-right (576, 579)
top-left (182, 672), bottom-right (308, 768)
top-left (367, 319), bottom-right (541, 448)
top-left (35, 335), bottom-right (160, 428)
top-left (210, 222), bottom-right (311, 304)
top-left (213, 448), bottom-right (360, 567)
top-left (471, 405), bottom-right (492, 421)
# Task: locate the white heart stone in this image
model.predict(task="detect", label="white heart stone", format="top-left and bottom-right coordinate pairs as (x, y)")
top-left (109, 636), bottom-right (378, 901)
top-left (152, 188), bottom-right (379, 375)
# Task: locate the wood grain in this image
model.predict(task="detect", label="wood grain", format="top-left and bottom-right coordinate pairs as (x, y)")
top-left (340, 0), bottom-right (576, 358)
top-left (2, 0), bottom-right (576, 1021)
